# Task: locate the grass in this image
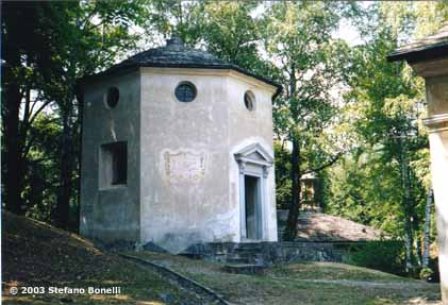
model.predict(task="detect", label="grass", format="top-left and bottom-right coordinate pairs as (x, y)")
top-left (131, 252), bottom-right (441, 305)
top-left (2, 212), bottom-right (201, 305)
top-left (2, 211), bottom-right (441, 305)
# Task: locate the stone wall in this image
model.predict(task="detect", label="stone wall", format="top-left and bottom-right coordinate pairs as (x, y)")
top-left (181, 242), bottom-right (350, 265)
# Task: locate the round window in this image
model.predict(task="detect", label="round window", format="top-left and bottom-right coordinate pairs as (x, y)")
top-left (106, 87), bottom-right (120, 108)
top-left (175, 82), bottom-right (197, 102)
top-left (244, 91), bottom-right (255, 111)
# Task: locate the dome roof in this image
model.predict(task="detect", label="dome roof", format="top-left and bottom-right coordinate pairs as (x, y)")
top-left (82, 37), bottom-right (281, 94)
top-left (117, 37), bottom-right (228, 68)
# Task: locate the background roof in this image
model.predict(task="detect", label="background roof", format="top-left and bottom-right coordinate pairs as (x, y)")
top-left (388, 23), bottom-right (448, 63)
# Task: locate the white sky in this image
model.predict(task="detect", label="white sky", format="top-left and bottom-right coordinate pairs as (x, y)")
top-left (333, 19), bottom-right (363, 47)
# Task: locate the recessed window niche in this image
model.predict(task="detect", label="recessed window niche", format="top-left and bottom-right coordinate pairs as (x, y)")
top-left (105, 87), bottom-right (120, 108)
top-left (175, 81), bottom-right (197, 102)
top-left (244, 91), bottom-right (255, 111)
top-left (100, 141), bottom-right (127, 188)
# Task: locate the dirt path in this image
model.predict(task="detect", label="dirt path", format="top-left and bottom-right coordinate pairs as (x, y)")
top-left (301, 278), bottom-right (438, 290)
top-left (121, 254), bottom-right (231, 305)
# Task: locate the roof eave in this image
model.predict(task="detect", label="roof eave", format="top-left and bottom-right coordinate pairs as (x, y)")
top-left (78, 63), bottom-right (282, 98)
top-left (387, 42), bottom-right (448, 63)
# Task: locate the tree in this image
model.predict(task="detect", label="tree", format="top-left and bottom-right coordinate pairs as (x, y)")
top-left (145, 1), bottom-right (278, 78)
top-left (2, 1), bottom-right (42, 215)
top-left (326, 1), bottom-right (448, 272)
top-left (1, 1), bottom-right (147, 228)
top-left (262, 1), bottom-right (355, 240)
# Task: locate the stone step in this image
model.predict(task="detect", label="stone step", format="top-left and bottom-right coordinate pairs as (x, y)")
top-left (231, 247), bottom-right (263, 253)
top-left (222, 264), bottom-right (267, 275)
top-left (234, 244), bottom-right (263, 248)
top-left (225, 257), bottom-right (251, 264)
top-left (297, 218), bottom-right (312, 224)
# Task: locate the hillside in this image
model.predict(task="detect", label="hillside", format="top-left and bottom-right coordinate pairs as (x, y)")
top-left (130, 251), bottom-right (441, 305)
top-left (1, 211), bottom-right (202, 305)
top-left (2, 211), bottom-right (441, 305)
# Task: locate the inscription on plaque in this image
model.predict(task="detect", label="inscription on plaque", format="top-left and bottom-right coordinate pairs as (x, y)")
top-left (163, 150), bottom-right (206, 183)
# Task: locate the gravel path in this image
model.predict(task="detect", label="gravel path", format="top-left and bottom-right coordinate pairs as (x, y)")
top-left (300, 278), bottom-right (436, 289)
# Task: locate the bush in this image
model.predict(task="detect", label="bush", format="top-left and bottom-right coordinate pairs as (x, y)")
top-left (347, 240), bottom-right (405, 275)
top-left (419, 258), bottom-right (440, 283)
top-left (420, 267), bottom-right (433, 280)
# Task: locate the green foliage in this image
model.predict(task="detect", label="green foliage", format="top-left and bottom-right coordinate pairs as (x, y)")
top-left (2, 1), bottom-right (149, 228)
top-left (274, 141), bottom-right (292, 209)
top-left (326, 2), bottom-right (446, 273)
top-left (262, 1), bottom-right (359, 240)
top-left (23, 113), bottom-right (62, 221)
top-left (420, 267), bottom-right (433, 280)
top-left (347, 241), bottom-right (405, 276)
top-left (2, 0), bottom-right (446, 266)
top-left (328, 152), bottom-right (404, 234)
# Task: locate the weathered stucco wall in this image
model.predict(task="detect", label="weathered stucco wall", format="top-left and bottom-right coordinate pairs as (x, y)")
top-left (426, 75), bottom-right (448, 117)
top-left (227, 72), bottom-right (278, 242)
top-left (80, 71), bottom-right (141, 243)
top-left (139, 68), bottom-right (278, 252)
top-left (416, 60), bottom-right (448, 302)
top-left (80, 66), bottom-right (278, 253)
top-left (139, 68), bottom-right (232, 253)
top-left (426, 89), bottom-right (448, 302)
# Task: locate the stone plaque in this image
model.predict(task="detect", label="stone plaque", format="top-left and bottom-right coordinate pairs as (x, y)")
top-left (163, 150), bottom-right (206, 183)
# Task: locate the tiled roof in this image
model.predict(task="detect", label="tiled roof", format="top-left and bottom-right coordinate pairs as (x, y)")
top-left (116, 37), bottom-right (228, 68)
top-left (82, 37), bottom-right (281, 93)
top-left (388, 23), bottom-right (448, 62)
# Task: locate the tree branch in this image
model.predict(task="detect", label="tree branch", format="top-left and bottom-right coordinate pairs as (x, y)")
top-left (303, 151), bottom-right (344, 174)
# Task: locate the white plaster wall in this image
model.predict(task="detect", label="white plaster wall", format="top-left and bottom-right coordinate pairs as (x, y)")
top-left (425, 74), bottom-right (448, 302)
top-left (227, 73), bottom-right (278, 242)
top-left (419, 69), bottom-right (448, 302)
top-left (80, 71), bottom-right (141, 243)
top-left (139, 68), bottom-right (235, 253)
top-left (139, 68), bottom-right (278, 252)
top-left (426, 76), bottom-right (448, 116)
top-left (428, 129), bottom-right (448, 301)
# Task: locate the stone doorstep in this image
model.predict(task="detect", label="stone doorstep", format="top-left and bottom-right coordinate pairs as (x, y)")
top-left (222, 264), bottom-right (267, 275)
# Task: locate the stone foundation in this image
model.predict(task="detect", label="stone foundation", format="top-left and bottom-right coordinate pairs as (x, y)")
top-left (181, 241), bottom-right (352, 265)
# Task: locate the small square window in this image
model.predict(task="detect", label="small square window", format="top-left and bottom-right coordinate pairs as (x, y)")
top-left (100, 142), bottom-right (127, 188)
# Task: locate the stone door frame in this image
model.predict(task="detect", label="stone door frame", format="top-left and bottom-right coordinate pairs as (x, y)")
top-left (234, 143), bottom-right (273, 241)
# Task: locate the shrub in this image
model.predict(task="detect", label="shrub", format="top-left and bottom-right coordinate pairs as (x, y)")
top-left (347, 240), bottom-right (405, 275)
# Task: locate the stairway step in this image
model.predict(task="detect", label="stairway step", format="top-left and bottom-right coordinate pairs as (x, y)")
top-left (222, 264), bottom-right (267, 275)
top-left (226, 257), bottom-right (251, 264)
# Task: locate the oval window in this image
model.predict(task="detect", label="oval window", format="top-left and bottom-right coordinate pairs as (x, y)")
top-left (244, 91), bottom-right (255, 111)
top-left (106, 87), bottom-right (120, 108)
top-left (175, 81), bottom-right (197, 102)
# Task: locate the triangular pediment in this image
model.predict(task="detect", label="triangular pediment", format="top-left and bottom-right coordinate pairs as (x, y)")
top-left (247, 151), bottom-right (265, 162)
top-left (234, 143), bottom-right (273, 165)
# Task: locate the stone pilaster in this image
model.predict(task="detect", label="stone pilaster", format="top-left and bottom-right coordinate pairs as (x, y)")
top-left (419, 66), bottom-right (448, 303)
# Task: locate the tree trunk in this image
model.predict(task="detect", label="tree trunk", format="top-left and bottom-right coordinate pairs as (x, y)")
top-left (283, 65), bottom-right (301, 241)
top-left (54, 100), bottom-right (74, 228)
top-left (422, 189), bottom-right (433, 268)
top-left (74, 87), bottom-right (84, 233)
top-left (283, 136), bottom-right (302, 241)
top-left (399, 136), bottom-right (414, 273)
top-left (2, 19), bottom-right (24, 214)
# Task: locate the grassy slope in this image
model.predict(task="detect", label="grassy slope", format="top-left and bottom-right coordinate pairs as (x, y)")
top-left (2, 211), bottom-right (441, 305)
top-left (2, 212), bottom-right (201, 305)
top-left (131, 252), bottom-right (442, 305)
